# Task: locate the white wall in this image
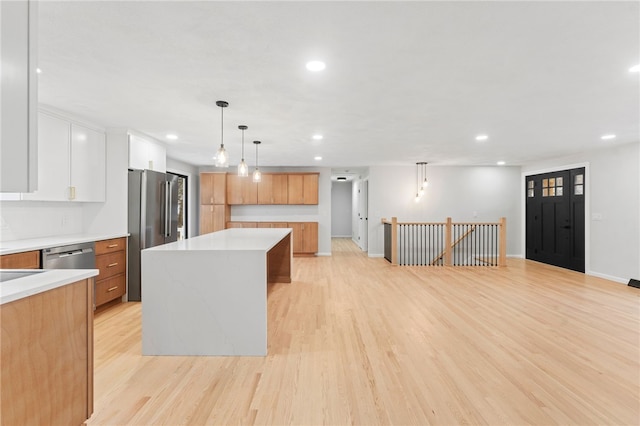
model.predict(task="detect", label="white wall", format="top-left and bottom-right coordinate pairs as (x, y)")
top-left (522, 141), bottom-right (640, 283)
top-left (367, 165), bottom-right (522, 257)
top-left (200, 166), bottom-right (332, 256)
top-left (167, 157), bottom-right (199, 239)
top-left (331, 181), bottom-right (352, 237)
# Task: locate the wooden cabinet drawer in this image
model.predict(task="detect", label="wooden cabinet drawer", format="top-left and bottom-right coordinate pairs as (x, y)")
top-left (96, 251), bottom-right (126, 279)
top-left (95, 274), bottom-right (126, 306)
top-left (95, 237), bottom-right (126, 255)
top-left (0, 250), bottom-right (40, 269)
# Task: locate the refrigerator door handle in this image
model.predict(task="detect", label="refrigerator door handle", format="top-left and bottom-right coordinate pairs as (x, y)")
top-left (165, 181), bottom-right (172, 238)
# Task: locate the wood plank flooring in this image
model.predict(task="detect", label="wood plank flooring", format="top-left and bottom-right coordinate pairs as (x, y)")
top-left (88, 238), bottom-right (639, 425)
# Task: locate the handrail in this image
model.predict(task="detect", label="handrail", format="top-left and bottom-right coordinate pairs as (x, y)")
top-left (382, 217), bottom-right (507, 267)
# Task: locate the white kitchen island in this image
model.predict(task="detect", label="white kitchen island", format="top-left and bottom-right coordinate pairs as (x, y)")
top-left (141, 228), bottom-right (292, 356)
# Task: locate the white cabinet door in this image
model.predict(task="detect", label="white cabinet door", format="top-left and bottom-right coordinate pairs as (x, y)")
top-left (0, 0), bottom-right (38, 192)
top-left (70, 124), bottom-right (106, 202)
top-left (147, 141), bottom-right (166, 172)
top-left (128, 134), bottom-right (166, 172)
top-left (21, 113), bottom-right (69, 201)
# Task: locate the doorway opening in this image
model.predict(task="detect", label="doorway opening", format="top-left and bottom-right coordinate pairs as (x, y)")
top-left (167, 171), bottom-right (188, 240)
top-left (526, 167), bottom-right (585, 272)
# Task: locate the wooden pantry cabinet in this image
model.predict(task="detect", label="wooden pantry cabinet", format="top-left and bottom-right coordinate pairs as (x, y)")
top-left (200, 173), bottom-right (229, 234)
top-left (94, 237), bottom-right (126, 309)
top-left (0, 250), bottom-right (40, 269)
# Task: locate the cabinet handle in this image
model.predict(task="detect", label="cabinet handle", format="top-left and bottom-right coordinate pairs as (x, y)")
top-left (107, 286), bottom-right (118, 292)
top-left (69, 186), bottom-right (76, 200)
top-left (107, 262), bottom-right (118, 267)
top-left (107, 244), bottom-right (118, 248)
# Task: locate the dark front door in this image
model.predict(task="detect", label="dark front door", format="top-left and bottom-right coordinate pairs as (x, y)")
top-left (526, 167), bottom-right (585, 272)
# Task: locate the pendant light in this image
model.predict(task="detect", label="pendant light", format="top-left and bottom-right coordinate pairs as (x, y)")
top-left (252, 140), bottom-right (262, 182)
top-left (214, 100), bottom-right (229, 167)
top-left (237, 125), bottom-right (248, 177)
top-left (415, 162), bottom-right (421, 202)
top-left (415, 162), bottom-right (428, 201)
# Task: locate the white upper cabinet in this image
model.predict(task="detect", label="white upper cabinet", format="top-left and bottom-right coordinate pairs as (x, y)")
top-left (128, 134), bottom-right (166, 172)
top-left (21, 113), bottom-right (69, 201)
top-left (70, 123), bottom-right (106, 202)
top-left (22, 111), bottom-right (106, 202)
top-left (0, 0), bottom-right (38, 192)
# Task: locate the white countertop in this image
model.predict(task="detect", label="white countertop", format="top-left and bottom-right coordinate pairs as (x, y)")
top-left (0, 269), bottom-right (99, 305)
top-left (0, 233), bottom-right (128, 255)
top-left (144, 228), bottom-right (292, 252)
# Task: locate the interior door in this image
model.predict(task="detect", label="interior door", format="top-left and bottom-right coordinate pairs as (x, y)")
top-left (358, 180), bottom-right (368, 251)
top-left (526, 167), bottom-right (585, 272)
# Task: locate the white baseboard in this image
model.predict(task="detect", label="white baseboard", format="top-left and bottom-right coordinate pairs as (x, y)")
top-left (368, 253), bottom-right (384, 258)
top-left (507, 254), bottom-right (524, 258)
top-left (586, 270), bottom-right (628, 284)
top-left (316, 252), bottom-right (331, 257)
top-left (331, 235), bottom-right (352, 238)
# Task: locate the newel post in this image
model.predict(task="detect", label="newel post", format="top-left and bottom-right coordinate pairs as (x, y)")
top-left (444, 217), bottom-right (452, 266)
top-left (499, 217), bottom-right (507, 267)
top-left (391, 217), bottom-right (398, 266)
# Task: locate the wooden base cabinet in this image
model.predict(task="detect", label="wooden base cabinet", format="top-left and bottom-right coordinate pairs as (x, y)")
top-left (289, 222), bottom-right (318, 255)
top-left (95, 237), bottom-right (126, 309)
top-left (0, 278), bottom-right (94, 426)
top-left (0, 250), bottom-right (40, 269)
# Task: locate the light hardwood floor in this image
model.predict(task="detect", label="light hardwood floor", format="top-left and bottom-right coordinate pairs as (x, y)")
top-left (88, 238), bottom-right (639, 425)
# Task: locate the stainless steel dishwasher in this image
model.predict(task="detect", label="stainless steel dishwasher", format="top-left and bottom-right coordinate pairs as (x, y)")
top-left (42, 242), bottom-right (96, 269)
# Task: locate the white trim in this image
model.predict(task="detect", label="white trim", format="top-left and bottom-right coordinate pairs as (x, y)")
top-left (316, 252), bottom-right (332, 257)
top-left (368, 253), bottom-right (384, 258)
top-left (331, 234), bottom-right (352, 238)
top-left (586, 270), bottom-right (628, 285)
top-left (521, 162), bottom-right (590, 273)
top-left (507, 254), bottom-right (524, 258)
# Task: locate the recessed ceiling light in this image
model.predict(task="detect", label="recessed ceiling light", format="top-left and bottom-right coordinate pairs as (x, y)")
top-left (496, 161), bottom-right (506, 166)
top-left (475, 134), bottom-right (489, 141)
top-left (312, 134), bottom-right (323, 140)
top-left (166, 134), bottom-right (178, 140)
top-left (601, 134), bottom-right (616, 140)
top-left (36, 68), bottom-right (42, 74)
top-left (306, 61), bottom-right (326, 72)
top-left (314, 156), bottom-right (322, 161)
top-left (629, 64), bottom-right (640, 73)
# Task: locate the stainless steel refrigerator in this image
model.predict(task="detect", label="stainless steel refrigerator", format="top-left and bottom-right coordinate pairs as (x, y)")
top-left (128, 169), bottom-right (179, 301)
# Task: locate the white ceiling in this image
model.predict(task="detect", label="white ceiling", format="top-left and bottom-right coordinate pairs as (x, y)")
top-left (37, 1), bottom-right (639, 169)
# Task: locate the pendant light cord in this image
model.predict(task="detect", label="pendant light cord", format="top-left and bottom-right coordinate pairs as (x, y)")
top-left (220, 106), bottom-right (224, 148)
top-left (241, 128), bottom-right (244, 159)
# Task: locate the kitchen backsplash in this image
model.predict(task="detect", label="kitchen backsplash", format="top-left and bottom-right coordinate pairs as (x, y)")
top-left (0, 201), bottom-right (83, 241)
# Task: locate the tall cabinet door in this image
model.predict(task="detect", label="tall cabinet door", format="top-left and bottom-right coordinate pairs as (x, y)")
top-left (21, 113), bottom-right (69, 201)
top-left (200, 173), bottom-right (226, 205)
top-left (70, 123), bottom-right (106, 202)
top-left (200, 205), bottom-right (228, 234)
